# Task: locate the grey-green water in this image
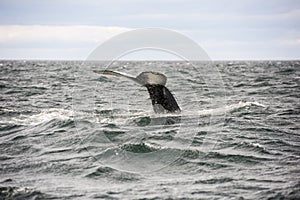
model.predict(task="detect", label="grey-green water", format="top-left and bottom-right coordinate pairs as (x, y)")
top-left (0, 60), bottom-right (299, 199)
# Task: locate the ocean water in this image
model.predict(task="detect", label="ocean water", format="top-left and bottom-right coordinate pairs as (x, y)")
top-left (0, 60), bottom-right (299, 199)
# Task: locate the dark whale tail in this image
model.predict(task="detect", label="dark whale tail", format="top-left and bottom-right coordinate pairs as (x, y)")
top-left (93, 70), bottom-right (181, 113)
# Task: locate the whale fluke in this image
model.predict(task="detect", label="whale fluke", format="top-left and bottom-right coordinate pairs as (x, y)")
top-left (93, 70), bottom-right (181, 113)
top-left (93, 70), bottom-right (142, 84)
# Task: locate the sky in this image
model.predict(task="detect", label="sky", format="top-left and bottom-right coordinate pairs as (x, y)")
top-left (0, 0), bottom-right (299, 60)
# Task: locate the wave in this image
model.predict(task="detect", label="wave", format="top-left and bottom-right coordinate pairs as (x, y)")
top-left (7, 108), bottom-right (74, 126)
top-left (195, 101), bottom-right (266, 116)
top-left (5, 101), bottom-right (265, 127)
top-left (85, 166), bottom-right (141, 182)
top-left (0, 186), bottom-right (53, 200)
top-left (97, 101), bottom-right (266, 119)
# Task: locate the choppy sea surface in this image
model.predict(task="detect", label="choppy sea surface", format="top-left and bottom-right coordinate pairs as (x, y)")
top-left (0, 60), bottom-right (299, 199)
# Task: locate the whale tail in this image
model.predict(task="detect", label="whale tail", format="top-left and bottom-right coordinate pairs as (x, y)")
top-left (145, 84), bottom-right (180, 113)
top-left (93, 70), bottom-right (181, 113)
top-left (93, 70), bottom-right (142, 85)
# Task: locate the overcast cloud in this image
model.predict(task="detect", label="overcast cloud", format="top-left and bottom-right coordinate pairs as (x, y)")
top-left (0, 0), bottom-right (299, 60)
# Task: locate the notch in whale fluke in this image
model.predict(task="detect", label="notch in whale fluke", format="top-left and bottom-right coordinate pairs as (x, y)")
top-left (93, 70), bottom-right (181, 113)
